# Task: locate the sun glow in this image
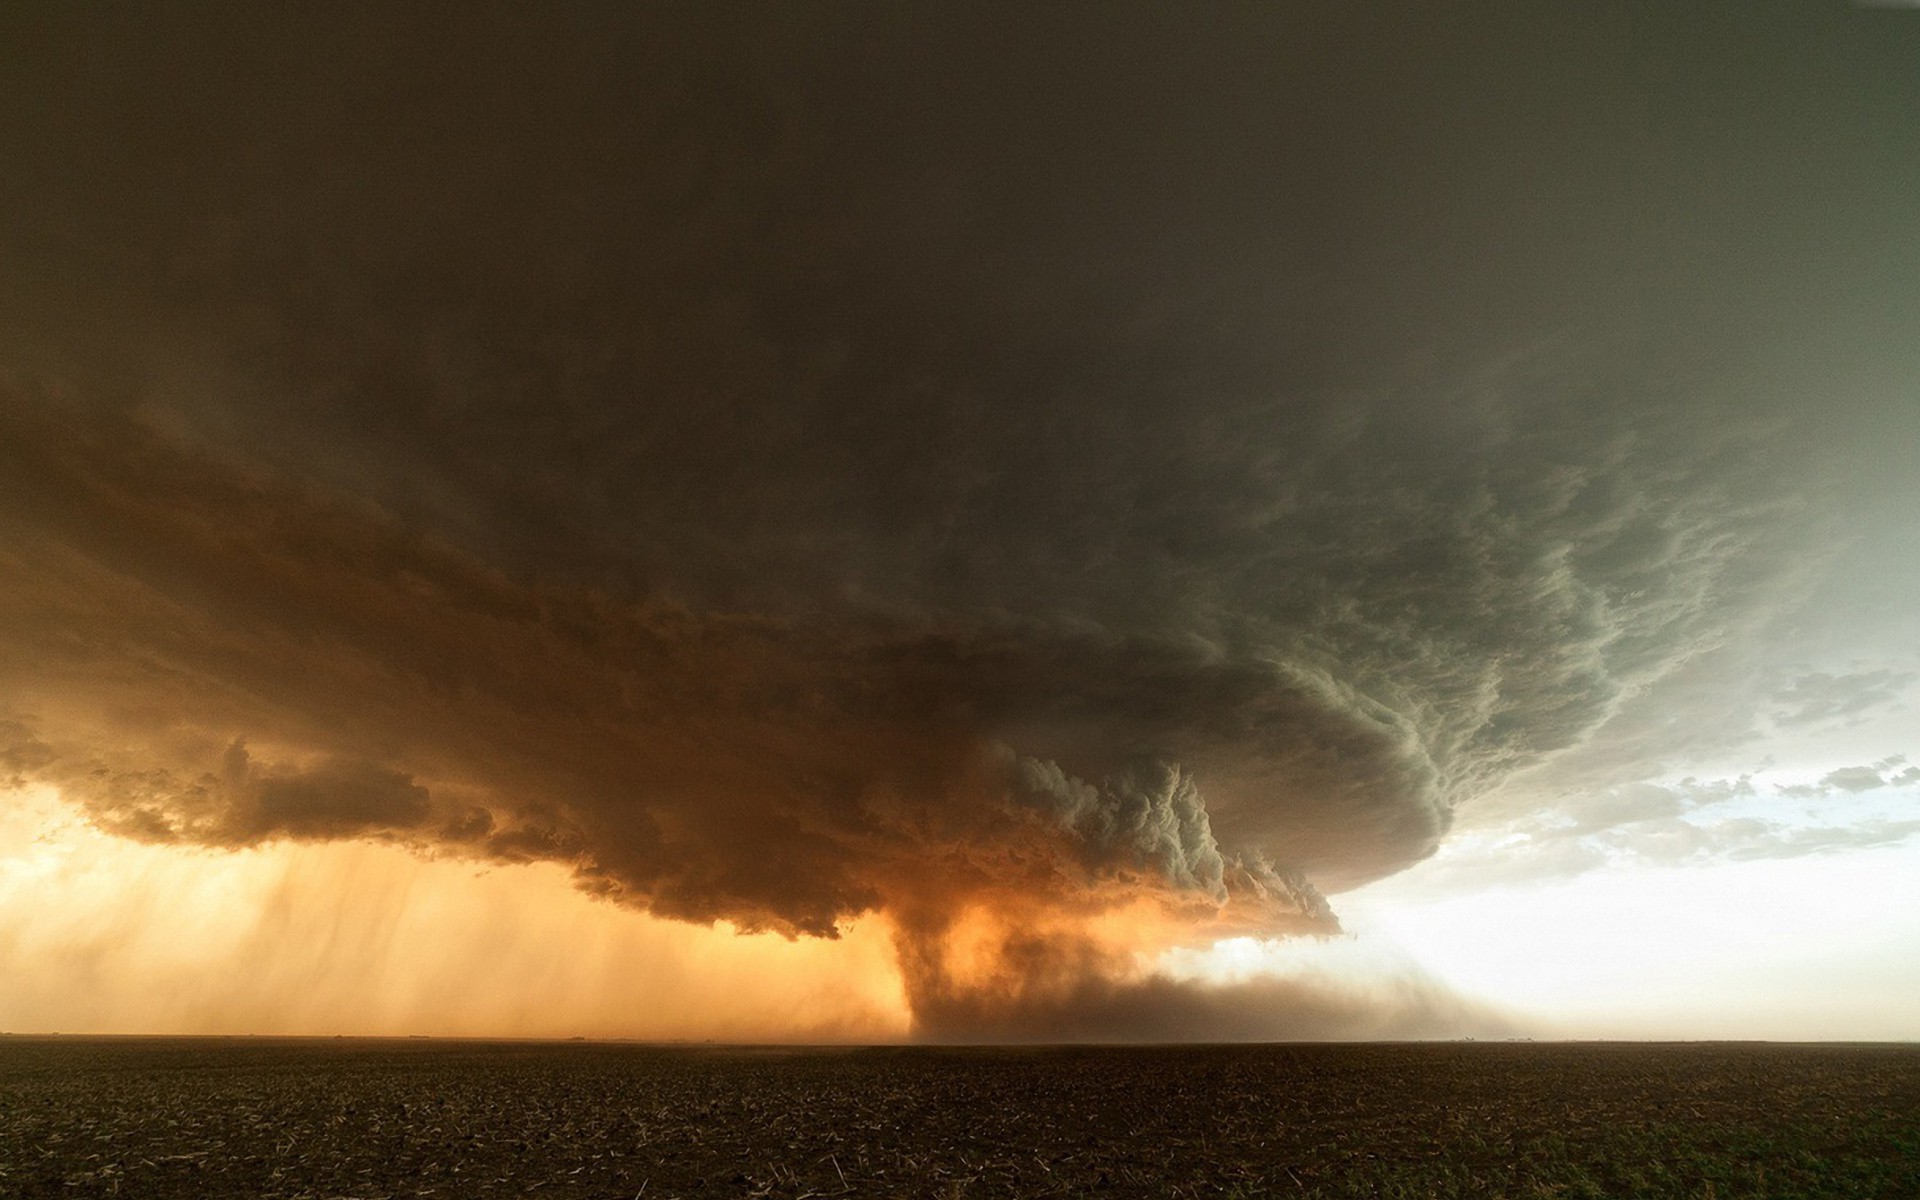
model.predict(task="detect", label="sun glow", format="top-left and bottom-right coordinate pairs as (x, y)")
top-left (1337, 840), bottom-right (1920, 1041)
top-left (1156, 931), bottom-right (1442, 994)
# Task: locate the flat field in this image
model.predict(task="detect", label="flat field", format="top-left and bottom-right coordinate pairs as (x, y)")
top-left (1, 1039), bottom-right (1915, 1199)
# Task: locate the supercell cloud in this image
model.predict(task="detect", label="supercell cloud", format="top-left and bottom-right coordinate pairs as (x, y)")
top-left (2, 3), bottom-right (1916, 1037)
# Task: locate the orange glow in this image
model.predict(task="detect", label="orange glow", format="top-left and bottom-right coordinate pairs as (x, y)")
top-left (891, 884), bottom-right (1221, 1007)
top-left (0, 787), bottom-right (911, 1040)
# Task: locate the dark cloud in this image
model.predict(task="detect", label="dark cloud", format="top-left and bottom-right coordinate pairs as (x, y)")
top-left (0, 717), bottom-right (54, 789)
top-left (2, 2), bottom-right (1917, 1035)
top-left (1014, 758), bottom-right (1228, 897)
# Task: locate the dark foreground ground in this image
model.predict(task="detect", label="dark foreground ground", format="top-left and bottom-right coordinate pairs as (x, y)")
top-left (1, 1039), bottom-right (1916, 1199)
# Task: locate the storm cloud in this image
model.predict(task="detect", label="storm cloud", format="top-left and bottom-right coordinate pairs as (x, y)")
top-left (3, 2), bottom-right (1915, 1036)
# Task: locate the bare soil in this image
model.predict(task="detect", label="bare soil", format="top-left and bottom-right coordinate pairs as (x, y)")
top-left (1, 1038), bottom-right (1915, 1198)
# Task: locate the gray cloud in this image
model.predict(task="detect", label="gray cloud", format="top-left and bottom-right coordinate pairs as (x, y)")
top-left (1014, 758), bottom-right (1228, 898)
top-left (1407, 814), bottom-right (1920, 895)
top-left (0, 318), bottom-right (1825, 1030)
top-left (61, 738), bottom-right (437, 846)
top-left (1404, 772), bottom-right (1920, 893)
top-left (2, 2), bottom-right (1915, 1035)
top-left (1771, 670), bottom-right (1918, 729)
top-left (1773, 758), bottom-right (1920, 799)
top-left (1823, 766), bottom-right (1889, 794)
top-left (1615, 816), bottom-right (1920, 866)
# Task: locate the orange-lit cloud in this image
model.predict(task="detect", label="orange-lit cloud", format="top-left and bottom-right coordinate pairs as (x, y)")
top-left (3, 3), bottom-right (1902, 1042)
top-left (0, 352), bottom-right (1821, 1038)
top-left (0, 783), bottom-right (1510, 1042)
top-left (0, 401), bottom-right (1355, 1037)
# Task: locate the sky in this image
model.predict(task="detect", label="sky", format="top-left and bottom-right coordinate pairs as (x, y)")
top-left (2, 2), bottom-right (1917, 1042)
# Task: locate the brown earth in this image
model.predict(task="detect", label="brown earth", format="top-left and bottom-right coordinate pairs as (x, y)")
top-left (1, 1038), bottom-right (1916, 1198)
